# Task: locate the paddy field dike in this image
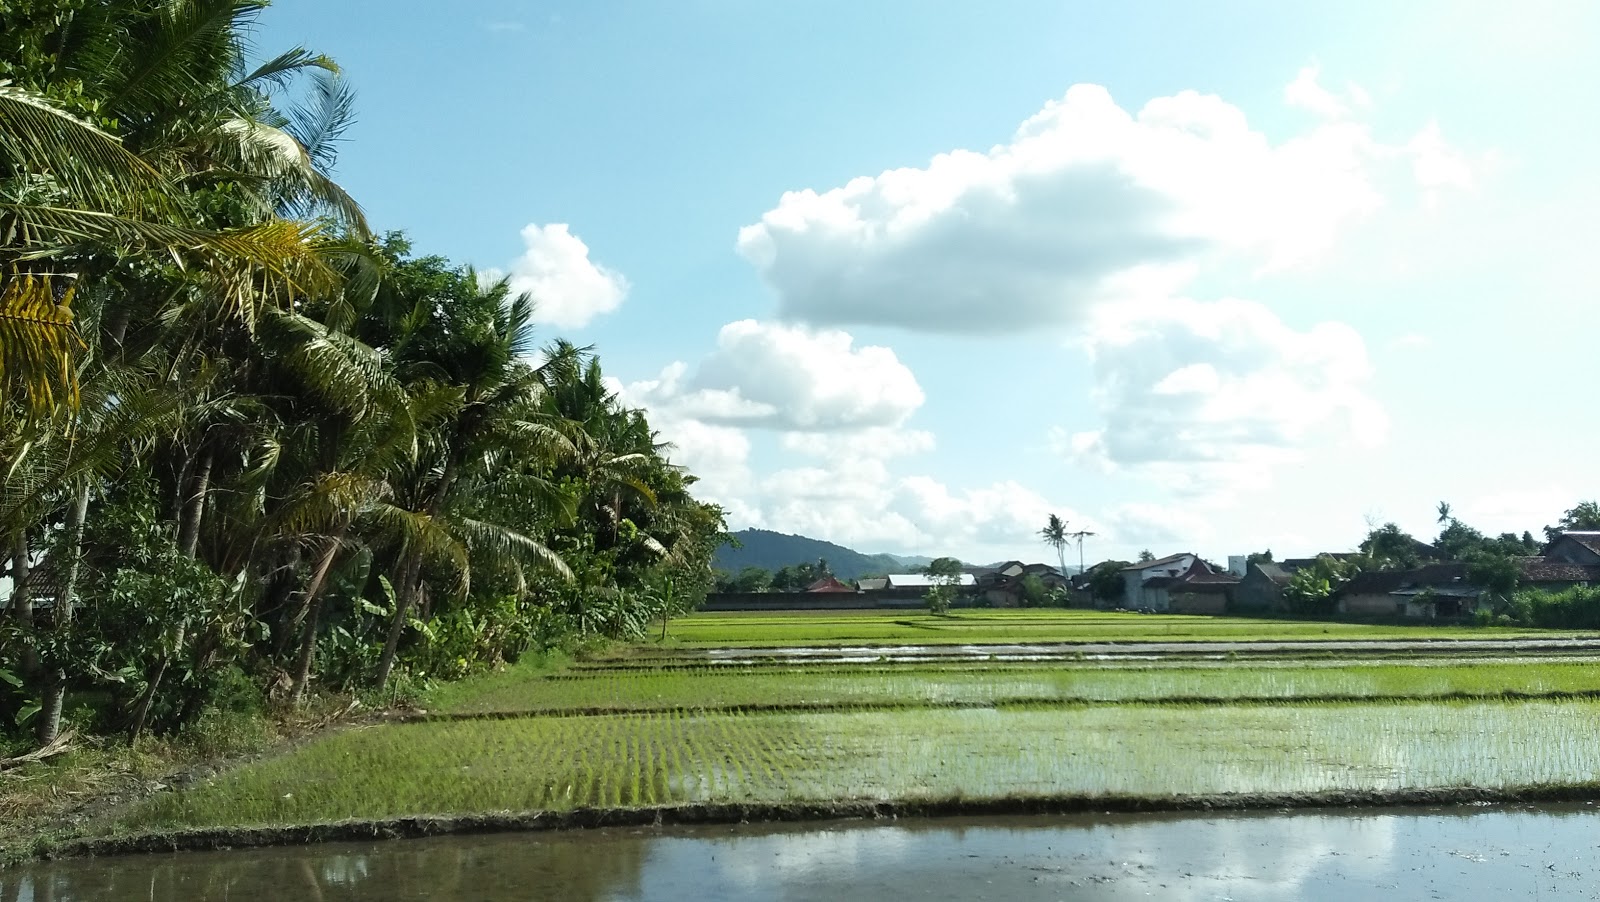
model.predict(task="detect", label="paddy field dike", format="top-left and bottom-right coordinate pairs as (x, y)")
top-left (81, 610), bottom-right (1600, 849)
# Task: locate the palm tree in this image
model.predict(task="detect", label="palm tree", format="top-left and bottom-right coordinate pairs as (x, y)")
top-left (1040, 514), bottom-right (1069, 577)
top-left (370, 276), bottom-right (577, 691)
top-left (0, 1), bottom-right (364, 419)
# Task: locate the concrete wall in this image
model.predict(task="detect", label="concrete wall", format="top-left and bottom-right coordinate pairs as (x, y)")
top-left (1340, 593), bottom-right (1402, 617)
top-left (1169, 591), bottom-right (1228, 615)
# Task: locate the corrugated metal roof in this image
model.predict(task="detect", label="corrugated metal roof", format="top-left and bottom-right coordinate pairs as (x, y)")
top-left (885, 573), bottom-right (977, 588)
top-left (1119, 553), bottom-right (1193, 572)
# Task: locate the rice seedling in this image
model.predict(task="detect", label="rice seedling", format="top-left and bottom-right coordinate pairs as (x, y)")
top-left (442, 660), bottom-right (1600, 715)
top-left (665, 610), bottom-right (1585, 647)
top-left (123, 699), bottom-right (1600, 831)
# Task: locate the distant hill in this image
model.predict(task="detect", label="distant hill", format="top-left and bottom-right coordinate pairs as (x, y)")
top-left (715, 529), bottom-right (937, 581)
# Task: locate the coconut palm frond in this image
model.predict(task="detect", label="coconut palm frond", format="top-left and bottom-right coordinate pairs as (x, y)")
top-left (0, 83), bottom-right (174, 209)
top-left (0, 271), bottom-right (83, 418)
top-left (0, 383), bottom-right (182, 533)
top-left (108, 0), bottom-right (267, 117)
top-left (233, 46), bottom-right (338, 93)
top-left (456, 516), bottom-right (573, 582)
top-left (264, 310), bottom-right (392, 419)
top-left (365, 503), bottom-right (472, 594)
top-left (285, 69), bottom-right (357, 174)
top-left (213, 114), bottom-right (367, 235)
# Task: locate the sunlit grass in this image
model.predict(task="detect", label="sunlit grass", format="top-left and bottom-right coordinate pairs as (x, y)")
top-left (127, 699), bottom-right (1600, 829)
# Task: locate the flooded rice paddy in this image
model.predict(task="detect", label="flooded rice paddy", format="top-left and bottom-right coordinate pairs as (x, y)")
top-left (11, 805), bottom-right (1600, 900)
top-left (19, 612), bottom-right (1600, 897)
top-left (129, 699), bottom-right (1600, 827)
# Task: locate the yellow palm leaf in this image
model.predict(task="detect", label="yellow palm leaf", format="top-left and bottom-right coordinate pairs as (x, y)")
top-left (0, 271), bottom-right (83, 419)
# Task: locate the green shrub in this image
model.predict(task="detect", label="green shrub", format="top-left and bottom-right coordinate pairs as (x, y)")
top-left (1507, 585), bottom-right (1600, 629)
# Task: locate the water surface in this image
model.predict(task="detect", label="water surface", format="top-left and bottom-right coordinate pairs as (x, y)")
top-left (8, 805), bottom-right (1600, 900)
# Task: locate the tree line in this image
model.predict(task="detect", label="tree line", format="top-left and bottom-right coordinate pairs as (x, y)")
top-left (0, 1), bottom-right (724, 752)
top-left (1071, 501), bottom-right (1600, 616)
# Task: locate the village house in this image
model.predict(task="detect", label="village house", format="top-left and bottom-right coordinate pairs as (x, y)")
top-left (882, 572), bottom-right (977, 591)
top-left (1116, 554), bottom-right (1239, 612)
top-left (1143, 560), bottom-right (1240, 613)
top-left (1518, 556), bottom-right (1600, 589)
top-left (972, 561), bottom-right (1069, 607)
top-left (1230, 561), bottom-right (1295, 613)
top-left (1542, 531), bottom-right (1600, 566)
top-left (1227, 554), bottom-right (1361, 613)
top-left (803, 576), bottom-right (856, 594)
top-left (1334, 535), bottom-right (1600, 620)
top-left (1336, 564), bottom-right (1481, 618)
top-left (1118, 553), bottom-right (1196, 610)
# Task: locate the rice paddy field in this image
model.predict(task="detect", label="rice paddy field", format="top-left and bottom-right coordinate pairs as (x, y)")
top-left (107, 610), bottom-right (1600, 836)
top-left (663, 610), bottom-right (1573, 646)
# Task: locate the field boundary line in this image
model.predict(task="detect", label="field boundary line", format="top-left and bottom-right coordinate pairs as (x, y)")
top-left (421, 689), bottom-right (1600, 722)
top-left (50, 785), bottom-right (1600, 861)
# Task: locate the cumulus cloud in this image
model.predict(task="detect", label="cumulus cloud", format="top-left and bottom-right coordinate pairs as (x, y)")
top-left (615, 360), bottom-right (1091, 555)
top-left (1102, 502), bottom-right (1218, 548)
top-left (1407, 121), bottom-right (1475, 197)
top-left (737, 75), bottom-right (1470, 334)
top-left (1063, 297), bottom-right (1386, 493)
top-left (1283, 64), bottom-right (1366, 119)
top-left (497, 223), bottom-right (628, 329)
top-left (621, 320), bottom-right (924, 432)
top-left (729, 459), bottom-right (1098, 556)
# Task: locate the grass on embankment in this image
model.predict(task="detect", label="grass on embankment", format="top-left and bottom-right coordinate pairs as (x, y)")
top-left (122, 699), bottom-right (1600, 831)
top-left (664, 610), bottom-right (1588, 647)
top-left (442, 660), bottom-right (1600, 715)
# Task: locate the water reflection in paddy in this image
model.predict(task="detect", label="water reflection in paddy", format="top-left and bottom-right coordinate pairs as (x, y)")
top-left (7, 805), bottom-right (1600, 901)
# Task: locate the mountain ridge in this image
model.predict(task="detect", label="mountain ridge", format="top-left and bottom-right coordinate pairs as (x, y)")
top-left (714, 529), bottom-right (944, 581)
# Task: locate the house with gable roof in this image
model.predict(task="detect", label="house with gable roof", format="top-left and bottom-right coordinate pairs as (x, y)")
top-left (1542, 531), bottom-right (1600, 567)
top-left (1118, 553), bottom-right (1244, 611)
top-left (1119, 553), bottom-right (1196, 609)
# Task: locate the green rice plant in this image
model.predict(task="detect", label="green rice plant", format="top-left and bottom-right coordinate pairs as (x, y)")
top-left (663, 609), bottom-right (1583, 648)
top-left (120, 699), bottom-right (1600, 831)
top-left (441, 660), bottom-right (1600, 716)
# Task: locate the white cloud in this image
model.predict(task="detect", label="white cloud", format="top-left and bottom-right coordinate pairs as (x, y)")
top-left (1284, 64), bottom-right (1361, 119)
top-left (738, 73), bottom-right (1467, 334)
top-left (1102, 502), bottom-right (1217, 549)
top-left (1064, 297), bottom-right (1386, 493)
top-left (497, 223), bottom-right (628, 329)
top-left (616, 362), bottom-right (1089, 556)
top-left (621, 320), bottom-right (924, 432)
top-left (780, 427), bottom-right (935, 459)
top-left (1457, 487), bottom-right (1573, 538)
top-left (1407, 121), bottom-right (1475, 193)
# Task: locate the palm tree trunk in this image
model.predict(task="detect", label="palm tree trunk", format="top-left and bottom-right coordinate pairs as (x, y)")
top-left (289, 529), bottom-right (345, 706)
top-left (165, 446), bottom-right (196, 525)
top-left (372, 550), bottom-right (422, 692)
top-left (36, 482), bottom-right (88, 746)
top-left (177, 446), bottom-right (213, 558)
top-left (10, 533), bottom-right (35, 677)
top-left (373, 454), bottom-right (461, 693)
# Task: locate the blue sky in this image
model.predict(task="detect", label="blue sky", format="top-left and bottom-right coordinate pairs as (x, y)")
top-left (259, 1), bottom-right (1600, 565)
